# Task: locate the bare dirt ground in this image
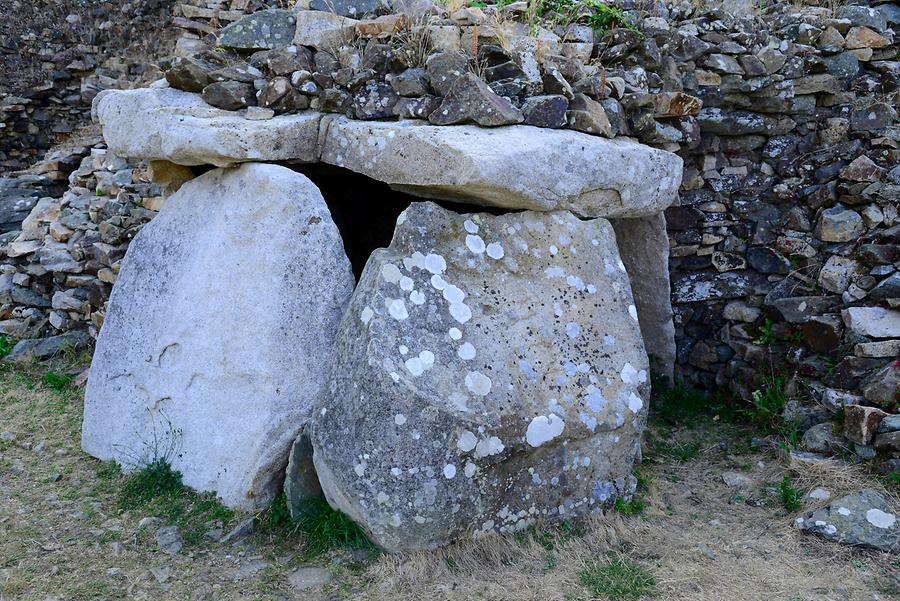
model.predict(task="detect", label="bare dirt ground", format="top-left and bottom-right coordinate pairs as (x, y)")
top-left (1, 360), bottom-right (898, 601)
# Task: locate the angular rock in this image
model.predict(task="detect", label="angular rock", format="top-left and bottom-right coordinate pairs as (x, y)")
top-left (82, 164), bottom-right (354, 510)
top-left (319, 117), bottom-right (682, 218)
top-left (796, 490), bottom-right (898, 553)
top-left (567, 93), bottom-right (613, 137)
top-left (843, 405), bottom-right (888, 446)
top-left (309, 0), bottom-right (377, 18)
top-left (5, 331), bottom-right (92, 363)
top-left (352, 81), bottom-right (399, 119)
top-left (292, 10), bottom-right (358, 49)
top-left (94, 88), bottom-right (321, 167)
top-left (862, 363), bottom-right (900, 409)
top-left (309, 202), bottom-right (649, 552)
top-left (816, 205), bottom-right (866, 244)
top-left (611, 214), bottom-right (676, 383)
top-left (218, 10), bottom-right (297, 50)
top-left (201, 81), bottom-right (256, 111)
top-left (802, 423), bottom-right (846, 454)
top-left (521, 95), bottom-right (568, 129)
top-left (165, 57), bottom-right (214, 92)
top-left (842, 307), bottom-right (900, 339)
top-left (850, 102), bottom-right (897, 131)
top-left (818, 256), bottom-right (864, 294)
top-left (428, 72), bottom-right (524, 127)
top-left (425, 51), bottom-right (468, 97)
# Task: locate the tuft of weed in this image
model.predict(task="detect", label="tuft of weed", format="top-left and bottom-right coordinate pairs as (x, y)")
top-left (779, 476), bottom-right (804, 513)
top-left (0, 335), bottom-right (14, 359)
top-left (263, 494), bottom-right (375, 558)
top-left (580, 553), bottom-right (657, 601)
top-left (745, 374), bottom-right (788, 430)
top-left (42, 371), bottom-right (74, 393)
top-left (118, 458), bottom-right (185, 510)
top-left (614, 497), bottom-right (645, 516)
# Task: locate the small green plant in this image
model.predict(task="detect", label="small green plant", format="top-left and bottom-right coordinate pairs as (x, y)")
top-left (119, 458), bottom-right (185, 509)
top-left (264, 495), bottom-right (375, 558)
top-left (580, 554), bottom-right (657, 601)
top-left (113, 458), bottom-right (234, 545)
top-left (614, 496), bottom-right (645, 516)
top-left (42, 371), bottom-right (74, 393)
top-left (745, 374), bottom-right (787, 430)
top-left (0, 335), bottom-right (14, 359)
top-left (778, 476), bottom-right (803, 512)
top-left (754, 318), bottom-right (776, 345)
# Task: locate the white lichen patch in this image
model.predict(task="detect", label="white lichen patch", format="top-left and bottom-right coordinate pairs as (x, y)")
top-left (466, 235), bottom-right (486, 254)
top-left (837, 506), bottom-right (851, 516)
top-left (464, 219), bottom-right (479, 234)
top-left (449, 327), bottom-right (462, 340)
top-left (458, 342), bottom-right (476, 360)
top-left (457, 430), bottom-right (477, 452)
top-left (526, 414), bottom-right (565, 447)
top-left (409, 290), bottom-right (426, 305)
top-left (394, 414), bottom-right (407, 426)
top-left (474, 436), bottom-right (504, 458)
top-left (424, 253), bottom-right (447, 274)
top-left (387, 298), bottom-right (409, 320)
top-left (381, 263), bottom-right (402, 283)
top-left (865, 508), bottom-right (896, 529)
top-left (449, 302), bottom-right (472, 323)
top-left (443, 464), bottom-right (457, 479)
top-left (627, 393), bottom-right (643, 413)
top-left (360, 306), bottom-right (374, 324)
top-left (464, 462), bottom-right (477, 477)
top-left (465, 371), bottom-right (492, 396)
top-left (628, 304), bottom-right (639, 321)
top-left (486, 242), bottom-right (504, 259)
top-left (565, 322), bottom-right (581, 339)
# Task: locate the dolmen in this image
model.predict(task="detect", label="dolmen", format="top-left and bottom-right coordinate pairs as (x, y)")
top-left (82, 84), bottom-right (682, 551)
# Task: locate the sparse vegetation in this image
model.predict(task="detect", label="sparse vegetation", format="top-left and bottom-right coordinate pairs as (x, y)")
top-left (779, 475), bottom-right (804, 513)
top-left (41, 370), bottom-right (74, 393)
top-left (0, 335), bottom-right (14, 358)
top-left (263, 494), bottom-right (375, 558)
top-left (579, 554), bottom-right (657, 601)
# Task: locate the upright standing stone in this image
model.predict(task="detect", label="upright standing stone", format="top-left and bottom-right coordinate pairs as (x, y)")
top-left (611, 213), bottom-right (676, 383)
top-left (309, 202), bottom-right (649, 552)
top-left (82, 163), bottom-right (354, 510)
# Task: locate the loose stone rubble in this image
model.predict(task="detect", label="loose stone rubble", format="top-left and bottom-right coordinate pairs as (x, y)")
top-left (82, 163), bottom-right (354, 510)
top-left (310, 202), bottom-right (648, 551)
top-left (796, 489), bottom-right (899, 553)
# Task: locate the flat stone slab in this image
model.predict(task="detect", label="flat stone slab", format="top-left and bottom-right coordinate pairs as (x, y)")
top-left (319, 117), bottom-right (681, 218)
top-left (82, 163), bottom-right (354, 510)
top-left (93, 87), bottom-right (682, 218)
top-left (93, 87), bottom-right (321, 167)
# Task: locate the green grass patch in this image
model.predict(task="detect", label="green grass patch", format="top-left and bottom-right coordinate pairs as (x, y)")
top-left (580, 554), bottom-right (657, 601)
top-left (0, 335), bottom-right (14, 359)
top-left (41, 371), bottom-right (74, 393)
top-left (778, 476), bottom-right (804, 513)
top-left (263, 494), bottom-right (375, 559)
top-left (106, 458), bottom-right (234, 546)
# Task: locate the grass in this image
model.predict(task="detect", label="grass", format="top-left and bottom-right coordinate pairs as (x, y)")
top-left (0, 334), bottom-right (14, 358)
top-left (579, 554), bottom-right (657, 601)
top-left (262, 493), bottom-right (376, 559)
top-left (108, 457), bottom-right (235, 546)
top-left (779, 476), bottom-right (804, 513)
top-left (41, 370), bottom-right (74, 393)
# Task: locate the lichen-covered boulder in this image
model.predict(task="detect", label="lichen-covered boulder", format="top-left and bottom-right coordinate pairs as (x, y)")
top-left (82, 163), bottom-right (354, 510)
top-left (309, 201), bottom-right (649, 552)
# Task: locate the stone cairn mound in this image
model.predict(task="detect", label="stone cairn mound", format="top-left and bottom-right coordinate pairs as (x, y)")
top-left (73, 2), bottom-right (686, 551)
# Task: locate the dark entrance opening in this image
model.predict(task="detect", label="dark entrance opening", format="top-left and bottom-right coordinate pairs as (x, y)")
top-left (290, 163), bottom-right (518, 280)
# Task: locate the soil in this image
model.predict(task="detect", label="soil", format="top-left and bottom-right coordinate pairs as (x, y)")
top-left (1, 360), bottom-right (898, 601)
